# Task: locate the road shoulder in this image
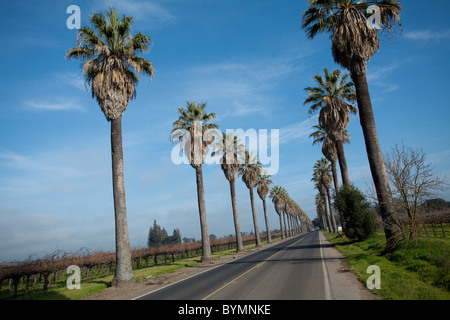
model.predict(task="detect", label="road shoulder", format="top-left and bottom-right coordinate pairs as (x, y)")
top-left (319, 231), bottom-right (377, 300)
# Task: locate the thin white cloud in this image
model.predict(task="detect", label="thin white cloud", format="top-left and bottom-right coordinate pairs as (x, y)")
top-left (23, 99), bottom-right (85, 112)
top-left (99, 0), bottom-right (175, 22)
top-left (404, 29), bottom-right (450, 41)
top-left (279, 115), bottom-right (318, 145)
top-left (367, 62), bottom-right (400, 93)
top-left (184, 58), bottom-right (303, 119)
top-left (366, 63), bottom-right (399, 82)
top-left (54, 72), bottom-right (86, 92)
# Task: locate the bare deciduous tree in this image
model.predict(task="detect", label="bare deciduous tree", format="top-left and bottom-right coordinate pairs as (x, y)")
top-left (384, 143), bottom-right (448, 239)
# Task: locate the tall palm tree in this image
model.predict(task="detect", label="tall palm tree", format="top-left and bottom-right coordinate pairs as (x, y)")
top-left (269, 186), bottom-right (288, 239)
top-left (312, 158), bottom-right (337, 232)
top-left (171, 101), bottom-right (219, 262)
top-left (303, 0), bottom-right (403, 252)
top-left (304, 67), bottom-right (356, 187)
top-left (238, 151), bottom-right (263, 247)
top-left (257, 171), bottom-right (274, 243)
top-left (212, 132), bottom-right (245, 252)
top-left (65, 8), bottom-right (155, 288)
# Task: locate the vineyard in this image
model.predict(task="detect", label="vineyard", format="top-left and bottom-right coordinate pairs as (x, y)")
top-left (398, 210), bottom-right (450, 238)
top-left (0, 233), bottom-right (280, 299)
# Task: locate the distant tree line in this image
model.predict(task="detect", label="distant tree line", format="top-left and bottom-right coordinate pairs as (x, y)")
top-left (147, 220), bottom-right (181, 247)
top-left (422, 198), bottom-right (450, 212)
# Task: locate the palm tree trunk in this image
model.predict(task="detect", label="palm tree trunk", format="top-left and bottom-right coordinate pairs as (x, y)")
top-left (331, 159), bottom-right (340, 192)
top-left (323, 194), bottom-right (333, 232)
top-left (352, 72), bottom-right (401, 252)
top-left (318, 209), bottom-right (327, 231)
top-left (277, 211), bottom-right (285, 239)
top-left (262, 199), bottom-right (272, 243)
top-left (110, 117), bottom-right (135, 288)
top-left (321, 211), bottom-right (328, 232)
top-left (326, 188), bottom-right (337, 233)
top-left (229, 180), bottom-right (244, 252)
top-left (249, 188), bottom-right (261, 247)
top-left (287, 214), bottom-right (292, 236)
top-left (282, 210), bottom-right (288, 238)
top-left (196, 166), bottom-right (212, 262)
top-left (336, 140), bottom-right (350, 187)
top-left (330, 158), bottom-right (344, 232)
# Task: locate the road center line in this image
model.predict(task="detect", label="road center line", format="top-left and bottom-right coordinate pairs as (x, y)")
top-left (202, 236), bottom-right (305, 300)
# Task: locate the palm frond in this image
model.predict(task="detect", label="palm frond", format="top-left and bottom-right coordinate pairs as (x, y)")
top-left (66, 7), bottom-right (155, 121)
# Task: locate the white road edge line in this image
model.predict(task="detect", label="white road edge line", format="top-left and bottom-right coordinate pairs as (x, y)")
top-left (319, 232), bottom-right (332, 300)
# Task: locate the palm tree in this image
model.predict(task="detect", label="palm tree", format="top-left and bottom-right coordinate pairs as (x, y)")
top-left (312, 158), bottom-right (337, 233)
top-left (257, 171), bottom-right (274, 243)
top-left (304, 67), bottom-right (356, 187)
top-left (269, 186), bottom-right (288, 239)
top-left (212, 132), bottom-right (245, 252)
top-left (238, 151), bottom-right (263, 247)
top-left (171, 101), bottom-right (219, 262)
top-left (302, 0), bottom-right (402, 252)
top-left (66, 8), bottom-right (155, 288)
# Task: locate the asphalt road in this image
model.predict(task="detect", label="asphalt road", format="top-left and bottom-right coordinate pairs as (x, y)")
top-left (136, 231), bottom-right (331, 300)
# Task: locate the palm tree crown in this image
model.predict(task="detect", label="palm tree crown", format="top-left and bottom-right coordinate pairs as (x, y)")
top-left (171, 101), bottom-right (219, 168)
top-left (304, 67), bottom-right (356, 141)
top-left (212, 131), bottom-right (245, 183)
top-left (238, 151), bottom-right (262, 189)
top-left (66, 7), bottom-right (155, 121)
top-left (257, 171), bottom-right (274, 201)
top-left (269, 186), bottom-right (288, 212)
top-left (257, 170), bottom-right (274, 243)
top-left (302, 0), bottom-right (401, 75)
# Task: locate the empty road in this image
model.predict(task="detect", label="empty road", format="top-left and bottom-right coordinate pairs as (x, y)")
top-left (136, 231), bottom-right (348, 300)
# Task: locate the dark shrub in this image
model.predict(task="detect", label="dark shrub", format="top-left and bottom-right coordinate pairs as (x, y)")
top-left (334, 185), bottom-right (378, 241)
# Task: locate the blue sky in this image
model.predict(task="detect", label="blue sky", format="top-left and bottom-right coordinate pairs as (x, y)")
top-left (0, 0), bottom-right (449, 261)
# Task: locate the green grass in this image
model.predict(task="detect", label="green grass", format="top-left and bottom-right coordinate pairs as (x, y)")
top-left (323, 231), bottom-right (450, 300)
top-left (1, 237), bottom-right (281, 300)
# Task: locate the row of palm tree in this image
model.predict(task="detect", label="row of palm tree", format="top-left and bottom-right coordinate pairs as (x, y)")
top-left (64, 0), bottom-right (403, 288)
top-left (171, 101), bottom-right (312, 263)
top-left (312, 158), bottom-right (339, 233)
top-left (66, 7), bottom-right (312, 288)
top-left (269, 186), bottom-right (313, 238)
top-left (302, 0), bottom-right (403, 253)
top-left (304, 67), bottom-right (355, 233)
top-left (305, 67), bottom-right (356, 190)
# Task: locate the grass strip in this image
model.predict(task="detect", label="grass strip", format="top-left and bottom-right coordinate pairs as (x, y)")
top-left (323, 231), bottom-right (450, 300)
